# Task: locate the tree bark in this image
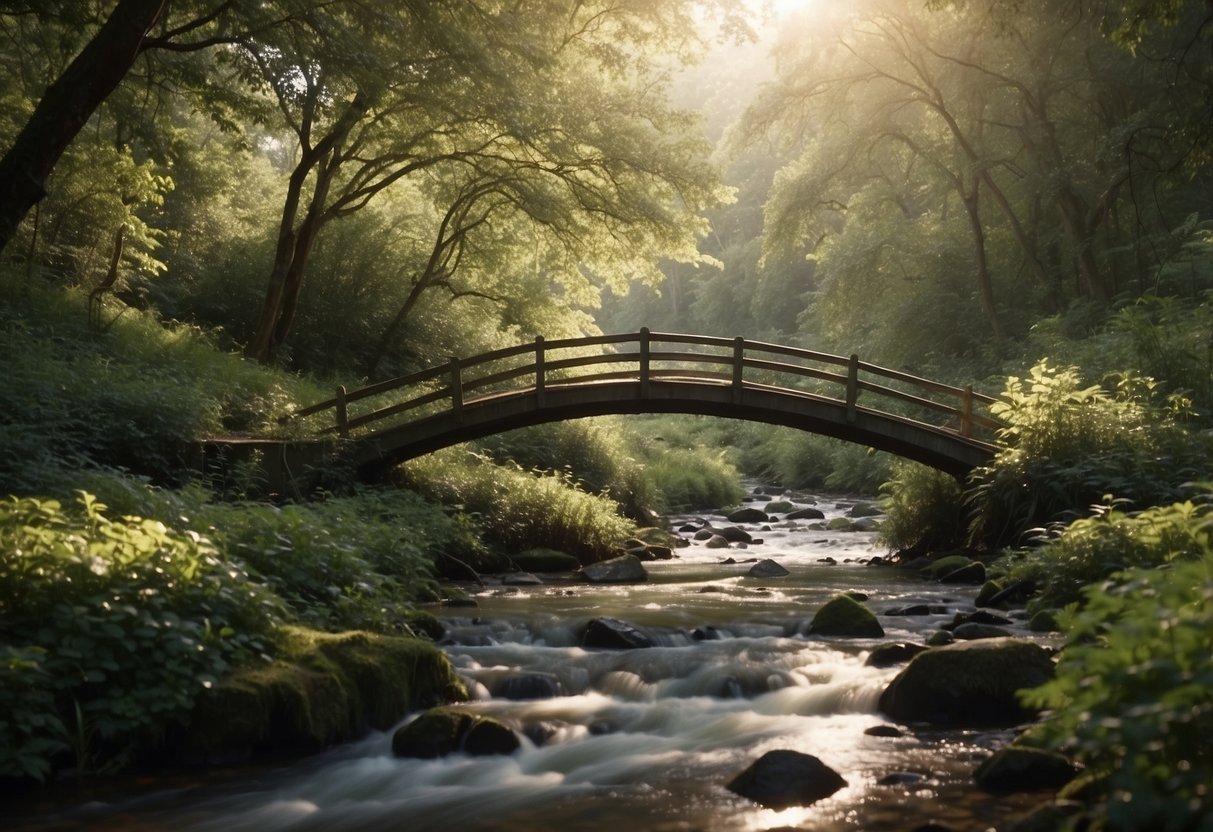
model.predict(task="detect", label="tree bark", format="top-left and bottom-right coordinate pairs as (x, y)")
top-left (0, 0), bottom-right (168, 257)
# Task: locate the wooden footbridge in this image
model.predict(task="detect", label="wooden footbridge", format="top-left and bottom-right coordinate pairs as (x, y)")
top-left (253, 329), bottom-right (1000, 485)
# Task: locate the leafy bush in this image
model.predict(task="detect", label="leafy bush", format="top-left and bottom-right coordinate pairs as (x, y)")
top-left (198, 489), bottom-right (460, 632)
top-left (877, 460), bottom-right (966, 555)
top-left (1021, 498), bottom-right (1213, 831)
top-left (966, 361), bottom-right (1206, 548)
top-left (0, 494), bottom-right (283, 780)
top-left (642, 447), bottom-right (744, 511)
top-left (402, 449), bottom-right (632, 563)
top-left (737, 423), bottom-right (890, 494)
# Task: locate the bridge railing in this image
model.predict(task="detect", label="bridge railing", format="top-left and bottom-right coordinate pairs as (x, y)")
top-left (283, 329), bottom-right (1002, 443)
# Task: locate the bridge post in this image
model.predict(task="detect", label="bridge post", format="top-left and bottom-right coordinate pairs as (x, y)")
top-left (846, 354), bottom-right (859, 422)
top-left (335, 385), bottom-right (349, 438)
top-left (732, 336), bottom-right (745, 404)
top-left (639, 327), bottom-right (650, 398)
top-left (449, 357), bottom-right (463, 417)
top-left (960, 385), bottom-right (973, 437)
top-left (535, 336), bottom-right (546, 405)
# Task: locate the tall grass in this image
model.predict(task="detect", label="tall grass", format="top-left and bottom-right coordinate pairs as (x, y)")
top-left (401, 448), bottom-right (632, 563)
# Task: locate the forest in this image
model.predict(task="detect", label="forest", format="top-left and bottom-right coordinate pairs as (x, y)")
top-left (1, 1), bottom-right (1212, 830)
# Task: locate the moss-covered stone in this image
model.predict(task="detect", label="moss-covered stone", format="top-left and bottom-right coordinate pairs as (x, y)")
top-left (825, 517), bottom-right (854, 531)
top-left (975, 580), bottom-right (1003, 607)
top-left (632, 527), bottom-right (680, 547)
top-left (182, 627), bottom-right (467, 762)
top-left (974, 747), bottom-right (1079, 793)
top-left (512, 547), bottom-right (582, 572)
top-left (940, 561), bottom-right (986, 584)
top-left (763, 500), bottom-right (795, 514)
top-left (391, 707), bottom-right (520, 758)
top-left (1028, 609), bottom-right (1061, 632)
top-left (809, 594), bottom-right (885, 638)
top-left (879, 637), bottom-right (1055, 726)
top-left (920, 555), bottom-right (977, 581)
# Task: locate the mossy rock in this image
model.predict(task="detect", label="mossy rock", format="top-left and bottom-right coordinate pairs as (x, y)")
top-left (632, 527), bottom-right (680, 547)
top-left (1028, 609), bottom-right (1061, 632)
top-left (402, 610), bottom-right (444, 640)
top-left (809, 594), bottom-right (884, 638)
top-left (512, 547), bottom-right (582, 572)
top-left (975, 580), bottom-right (1003, 607)
top-left (879, 637), bottom-right (1055, 726)
top-left (183, 627), bottom-right (467, 762)
top-left (763, 500), bottom-right (795, 514)
top-left (920, 555), bottom-right (977, 581)
top-left (974, 747), bottom-right (1079, 794)
top-left (392, 707), bottom-right (520, 758)
top-left (825, 517), bottom-right (854, 532)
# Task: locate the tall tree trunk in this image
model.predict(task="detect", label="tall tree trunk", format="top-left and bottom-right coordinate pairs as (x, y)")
top-left (1056, 187), bottom-right (1111, 304)
top-left (0, 0), bottom-right (167, 256)
top-left (961, 183), bottom-right (1005, 340)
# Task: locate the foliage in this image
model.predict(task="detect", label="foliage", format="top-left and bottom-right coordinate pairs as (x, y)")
top-left (996, 497), bottom-right (1211, 613)
top-left (643, 448), bottom-right (745, 512)
top-left (1021, 494), bottom-right (1213, 831)
top-left (197, 489), bottom-right (463, 633)
top-left (401, 449), bottom-right (632, 564)
top-left (0, 493), bottom-right (282, 780)
top-left (738, 423), bottom-right (891, 494)
top-left (878, 460), bottom-right (967, 554)
top-left (966, 361), bottom-right (1207, 548)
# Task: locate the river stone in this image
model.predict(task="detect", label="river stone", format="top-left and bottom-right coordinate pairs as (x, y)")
top-left (919, 555), bottom-right (975, 581)
top-left (884, 604), bottom-right (932, 616)
top-left (786, 506), bottom-right (825, 520)
top-left (825, 517), bottom-right (854, 531)
top-left (726, 749), bottom-right (847, 809)
top-left (852, 517), bottom-right (881, 532)
top-left (392, 708), bottom-right (520, 759)
top-left (865, 642), bottom-right (928, 668)
top-left (947, 609), bottom-right (1014, 629)
top-left (1028, 609), bottom-right (1061, 632)
top-left (809, 594), bottom-right (884, 638)
top-left (974, 747), bottom-right (1079, 793)
top-left (718, 526), bottom-right (753, 543)
top-left (705, 534), bottom-right (731, 549)
top-left (848, 502), bottom-right (883, 518)
top-left (926, 629), bottom-right (955, 646)
top-left (940, 561), bottom-right (986, 584)
top-left (748, 559), bottom-right (790, 578)
top-left (581, 617), bottom-right (655, 649)
top-left (864, 724), bottom-right (904, 738)
top-left (879, 638), bottom-right (1055, 726)
top-left (953, 622), bottom-right (1014, 640)
top-left (727, 507), bottom-right (768, 523)
top-left (578, 554), bottom-right (648, 583)
top-left (512, 548), bottom-right (581, 573)
top-left (494, 672), bottom-right (564, 700)
top-left (975, 580), bottom-right (1003, 607)
top-left (763, 500), bottom-right (795, 514)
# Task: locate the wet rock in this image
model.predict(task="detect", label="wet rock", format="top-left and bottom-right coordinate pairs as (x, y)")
top-left (578, 554), bottom-right (648, 583)
top-left (1028, 609), bottom-right (1061, 632)
top-left (864, 724), bottom-right (904, 738)
top-left (726, 749), bottom-right (847, 809)
top-left (852, 517), bottom-right (881, 532)
top-left (581, 617), bottom-right (655, 649)
top-left (763, 500), bottom-right (795, 514)
top-left (884, 604), bottom-right (932, 616)
top-left (825, 517), bottom-right (854, 531)
top-left (818, 556), bottom-right (837, 565)
top-left (522, 720), bottom-right (561, 747)
top-left (809, 594), bottom-right (884, 638)
top-left (392, 708), bottom-right (520, 758)
top-left (988, 578), bottom-right (1037, 609)
top-left (698, 585), bottom-right (727, 593)
top-left (926, 629), bottom-right (955, 646)
top-left (940, 561), bottom-right (986, 584)
top-left (693, 529), bottom-right (715, 541)
top-left (974, 747), bottom-right (1079, 794)
top-left (844, 591), bottom-right (869, 602)
top-left (705, 534), bottom-right (731, 549)
top-left (643, 544), bottom-right (675, 561)
top-left (786, 506), bottom-right (825, 520)
top-left (678, 523), bottom-right (699, 533)
top-left (866, 642), bottom-right (928, 668)
top-left (692, 625), bottom-right (726, 640)
top-left (975, 580), bottom-right (1003, 607)
top-left (919, 555), bottom-right (975, 581)
top-left (727, 507), bottom-right (769, 523)
top-left (879, 638), bottom-right (1055, 726)
top-left (848, 502), bottom-right (883, 518)
top-left (877, 771), bottom-right (927, 786)
top-left (952, 622), bottom-right (1014, 640)
top-left (511, 548), bottom-right (581, 573)
top-left (494, 672), bottom-right (564, 700)
top-left (947, 609), bottom-right (1014, 629)
top-left (718, 526), bottom-right (753, 543)
top-left (748, 559), bottom-right (790, 578)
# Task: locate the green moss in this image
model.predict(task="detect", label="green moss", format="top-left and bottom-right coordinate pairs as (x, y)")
top-left (809, 594), bottom-right (884, 637)
top-left (183, 627), bottom-right (467, 761)
top-left (631, 527), bottom-right (680, 547)
top-left (763, 500), bottom-right (795, 514)
top-left (920, 555), bottom-right (976, 581)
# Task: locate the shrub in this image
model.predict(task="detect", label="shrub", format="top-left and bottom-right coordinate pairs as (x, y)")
top-left (1021, 500), bottom-right (1213, 830)
top-left (966, 361), bottom-right (1206, 548)
top-left (878, 460), bottom-right (967, 554)
top-left (642, 447), bottom-right (744, 511)
top-left (401, 449), bottom-right (632, 563)
top-left (0, 493), bottom-right (282, 779)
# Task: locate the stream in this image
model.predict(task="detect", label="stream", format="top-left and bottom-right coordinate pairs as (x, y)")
top-left (12, 489), bottom-right (1054, 831)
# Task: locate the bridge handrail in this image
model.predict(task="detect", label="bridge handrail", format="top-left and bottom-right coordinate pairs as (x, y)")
top-left (283, 329), bottom-right (1002, 443)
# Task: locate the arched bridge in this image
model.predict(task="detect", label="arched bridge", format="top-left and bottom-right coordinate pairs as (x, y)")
top-left (282, 330), bottom-right (1002, 481)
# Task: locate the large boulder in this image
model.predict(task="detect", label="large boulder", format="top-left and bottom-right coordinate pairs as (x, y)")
top-left (726, 749), bottom-right (847, 809)
top-left (578, 554), bottom-right (648, 583)
top-left (392, 707), bottom-right (520, 758)
top-left (809, 594), bottom-right (884, 638)
top-left (718, 526), bottom-right (753, 543)
top-left (879, 638), bottom-right (1055, 726)
top-left (786, 507), bottom-right (825, 520)
top-left (763, 500), bottom-right (796, 514)
top-left (727, 507), bottom-right (768, 523)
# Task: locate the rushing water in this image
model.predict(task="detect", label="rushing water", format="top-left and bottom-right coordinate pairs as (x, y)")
top-left (13, 490), bottom-right (1054, 831)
